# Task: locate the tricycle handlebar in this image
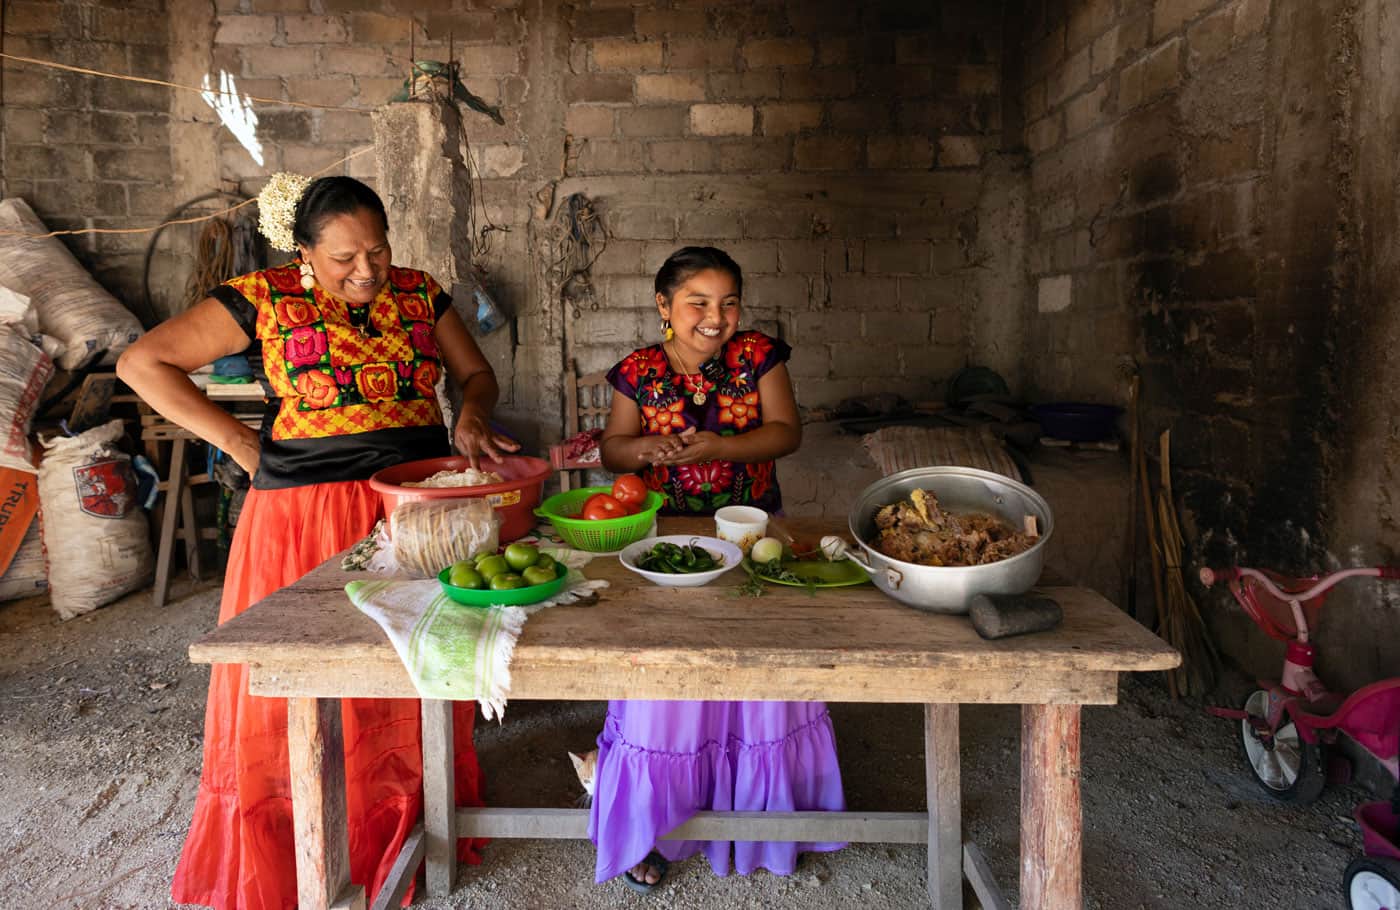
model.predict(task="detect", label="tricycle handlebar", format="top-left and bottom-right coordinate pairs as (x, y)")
top-left (1201, 565), bottom-right (1399, 603)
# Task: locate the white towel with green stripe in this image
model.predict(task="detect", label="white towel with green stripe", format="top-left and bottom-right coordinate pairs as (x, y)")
top-left (345, 548), bottom-right (606, 720)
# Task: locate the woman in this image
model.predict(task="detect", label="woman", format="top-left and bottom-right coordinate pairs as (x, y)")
top-left (117, 175), bottom-right (516, 910)
top-left (592, 246), bottom-right (845, 892)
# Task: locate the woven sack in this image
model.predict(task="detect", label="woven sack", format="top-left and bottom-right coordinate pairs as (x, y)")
top-left (0, 198), bottom-right (143, 369)
top-left (0, 520), bottom-right (46, 602)
top-left (0, 326), bottom-right (52, 472)
top-left (38, 420), bottom-right (152, 619)
top-left (861, 425), bottom-right (1022, 481)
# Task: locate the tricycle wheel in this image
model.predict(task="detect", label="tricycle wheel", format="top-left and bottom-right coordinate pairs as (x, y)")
top-left (1345, 856), bottom-right (1400, 910)
top-left (1238, 689), bottom-right (1326, 803)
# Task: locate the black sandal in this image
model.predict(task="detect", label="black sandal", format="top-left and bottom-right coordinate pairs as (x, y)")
top-left (621, 850), bottom-right (669, 894)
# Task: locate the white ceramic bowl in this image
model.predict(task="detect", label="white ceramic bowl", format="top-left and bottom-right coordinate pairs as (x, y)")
top-left (618, 534), bottom-right (743, 588)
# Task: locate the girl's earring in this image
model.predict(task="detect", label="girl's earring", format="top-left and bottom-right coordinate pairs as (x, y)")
top-left (662, 319), bottom-right (674, 342)
top-left (299, 260), bottom-right (315, 291)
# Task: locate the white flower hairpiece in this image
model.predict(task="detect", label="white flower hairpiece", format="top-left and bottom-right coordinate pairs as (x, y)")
top-left (257, 172), bottom-right (311, 252)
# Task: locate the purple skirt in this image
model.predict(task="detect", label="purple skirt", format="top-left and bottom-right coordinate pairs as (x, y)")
top-left (587, 699), bottom-right (846, 882)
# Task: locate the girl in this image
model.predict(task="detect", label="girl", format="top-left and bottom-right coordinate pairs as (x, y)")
top-left (592, 246), bottom-right (845, 892)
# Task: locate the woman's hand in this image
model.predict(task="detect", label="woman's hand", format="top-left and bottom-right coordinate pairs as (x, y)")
top-left (454, 406), bottom-right (520, 468)
top-left (653, 428), bottom-right (726, 465)
top-left (226, 424), bottom-right (262, 476)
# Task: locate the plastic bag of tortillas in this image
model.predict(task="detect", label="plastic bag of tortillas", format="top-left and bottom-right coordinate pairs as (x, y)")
top-left (39, 420), bottom-right (152, 618)
top-left (381, 497), bottom-right (499, 578)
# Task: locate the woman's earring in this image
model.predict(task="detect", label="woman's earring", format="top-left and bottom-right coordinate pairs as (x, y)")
top-left (299, 260), bottom-right (315, 291)
top-left (662, 319), bottom-right (674, 342)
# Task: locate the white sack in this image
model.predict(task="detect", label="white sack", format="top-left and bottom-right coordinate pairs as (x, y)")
top-left (0, 519), bottom-right (47, 602)
top-left (39, 419), bottom-right (152, 619)
top-left (0, 198), bottom-right (142, 369)
top-left (0, 325), bottom-right (54, 472)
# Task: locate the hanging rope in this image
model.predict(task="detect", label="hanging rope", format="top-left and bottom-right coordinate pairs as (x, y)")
top-left (0, 146), bottom-right (374, 240)
top-left (0, 51), bottom-right (375, 113)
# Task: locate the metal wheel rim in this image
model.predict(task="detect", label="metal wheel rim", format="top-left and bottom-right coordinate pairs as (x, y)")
top-left (1241, 690), bottom-right (1302, 790)
top-left (1349, 869), bottom-right (1400, 910)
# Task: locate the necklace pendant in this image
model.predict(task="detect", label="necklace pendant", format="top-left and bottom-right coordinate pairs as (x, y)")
top-left (692, 390), bottom-right (707, 406)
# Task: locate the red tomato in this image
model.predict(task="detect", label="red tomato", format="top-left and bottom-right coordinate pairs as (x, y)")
top-left (582, 493), bottom-right (627, 521)
top-left (611, 474), bottom-right (648, 508)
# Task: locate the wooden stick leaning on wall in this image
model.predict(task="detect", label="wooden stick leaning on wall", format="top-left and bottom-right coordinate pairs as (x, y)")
top-left (1153, 430), bottom-right (1221, 698)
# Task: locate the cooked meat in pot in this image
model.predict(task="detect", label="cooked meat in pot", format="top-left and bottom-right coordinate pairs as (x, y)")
top-left (872, 488), bottom-right (1038, 567)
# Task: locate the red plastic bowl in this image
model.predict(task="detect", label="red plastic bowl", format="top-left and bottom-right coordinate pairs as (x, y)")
top-left (368, 454), bottom-right (553, 543)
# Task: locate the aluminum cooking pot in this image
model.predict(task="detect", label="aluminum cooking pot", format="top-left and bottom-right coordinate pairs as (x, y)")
top-left (825, 465), bottom-right (1055, 614)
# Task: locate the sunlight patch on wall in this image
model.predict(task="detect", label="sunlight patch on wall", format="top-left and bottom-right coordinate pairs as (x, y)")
top-left (201, 71), bottom-right (263, 166)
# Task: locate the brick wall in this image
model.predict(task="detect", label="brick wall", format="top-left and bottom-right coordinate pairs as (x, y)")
top-left (1015, 0), bottom-right (1390, 683)
top-left (1016, 0), bottom-right (1283, 555)
top-left (555, 0), bottom-right (1003, 409)
top-left (1017, 0), bottom-right (1272, 409)
top-left (3, 1), bottom-right (1007, 418)
top-left (195, 0), bottom-right (1005, 418)
top-left (0, 0), bottom-right (173, 314)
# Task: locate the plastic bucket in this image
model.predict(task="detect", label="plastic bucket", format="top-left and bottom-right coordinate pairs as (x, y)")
top-left (369, 454), bottom-right (553, 542)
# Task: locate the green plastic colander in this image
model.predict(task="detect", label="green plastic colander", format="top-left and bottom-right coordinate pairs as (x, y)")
top-left (534, 487), bottom-right (663, 552)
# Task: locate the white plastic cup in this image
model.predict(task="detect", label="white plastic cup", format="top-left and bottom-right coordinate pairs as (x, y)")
top-left (714, 505), bottom-right (769, 555)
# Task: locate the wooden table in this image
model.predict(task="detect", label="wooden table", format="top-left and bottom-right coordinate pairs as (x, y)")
top-left (190, 518), bottom-right (1178, 910)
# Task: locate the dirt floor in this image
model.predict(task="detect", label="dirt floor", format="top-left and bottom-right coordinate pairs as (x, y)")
top-left (0, 576), bottom-right (1371, 910)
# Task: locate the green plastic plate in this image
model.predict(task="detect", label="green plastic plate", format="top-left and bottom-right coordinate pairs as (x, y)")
top-left (437, 561), bottom-right (567, 607)
top-left (747, 558), bottom-right (871, 588)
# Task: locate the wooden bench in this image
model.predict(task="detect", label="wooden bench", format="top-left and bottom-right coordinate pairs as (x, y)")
top-left (190, 516), bottom-right (1179, 910)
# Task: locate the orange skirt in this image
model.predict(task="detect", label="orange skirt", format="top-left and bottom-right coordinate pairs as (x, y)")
top-left (171, 480), bottom-right (485, 910)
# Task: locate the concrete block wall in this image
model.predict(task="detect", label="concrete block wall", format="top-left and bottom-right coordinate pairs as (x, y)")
top-left (1016, 0), bottom-right (1400, 689)
top-left (1016, 0), bottom-right (1271, 409)
top-left (185, 0), bottom-right (1011, 436)
top-left (1013, 0), bottom-right (1294, 565)
top-left (0, 0), bottom-right (174, 313)
top-left (555, 0), bottom-right (1002, 409)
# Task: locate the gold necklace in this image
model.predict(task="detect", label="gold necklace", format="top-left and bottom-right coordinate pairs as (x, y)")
top-left (668, 341), bottom-right (710, 406)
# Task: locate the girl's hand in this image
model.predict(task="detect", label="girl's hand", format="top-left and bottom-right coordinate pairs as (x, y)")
top-left (454, 407), bottom-right (520, 468)
top-left (655, 428), bottom-right (725, 465)
top-left (637, 434), bottom-right (685, 465)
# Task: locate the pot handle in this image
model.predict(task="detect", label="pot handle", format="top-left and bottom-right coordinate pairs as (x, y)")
top-left (821, 535), bottom-right (902, 590)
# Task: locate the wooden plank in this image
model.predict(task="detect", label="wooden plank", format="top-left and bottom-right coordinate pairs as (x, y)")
top-left (287, 697), bottom-right (356, 910)
top-left (666, 810), bottom-right (926, 843)
top-left (191, 519), bottom-right (1180, 678)
top-left (453, 807), bottom-right (928, 843)
top-left (245, 660), bottom-right (1119, 705)
top-left (68, 374), bottom-right (115, 434)
top-left (925, 704), bottom-right (961, 910)
top-left (420, 700), bottom-right (457, 898)
top-left (368, 825), bottom-right (423, 910)
top-left (330, 884), bottom-right (366, 910)
top-left (179, 471), bottom-right (200, 580)
top-left (152, 437), bottom-right (185, 610)
top-left (962, 843), bottom-right (1010, 910)
top-left (1021, 704), bottom-right (1082, 910)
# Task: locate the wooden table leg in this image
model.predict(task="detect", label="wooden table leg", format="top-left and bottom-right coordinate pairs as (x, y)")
top-left (287, 697), bottom-right (365, 910)
top-left (152, 437), bottom-right (185, 609)
top-left (1021, 704), bottom-right (1082, 910)
top-left (421, 699), bottom-right (458, 897)
top-left (925, 703), bottom-right (962, 909)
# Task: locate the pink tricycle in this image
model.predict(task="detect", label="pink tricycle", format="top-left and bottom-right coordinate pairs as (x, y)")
top-left (1199, 565), bottom-right (1400, 909)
